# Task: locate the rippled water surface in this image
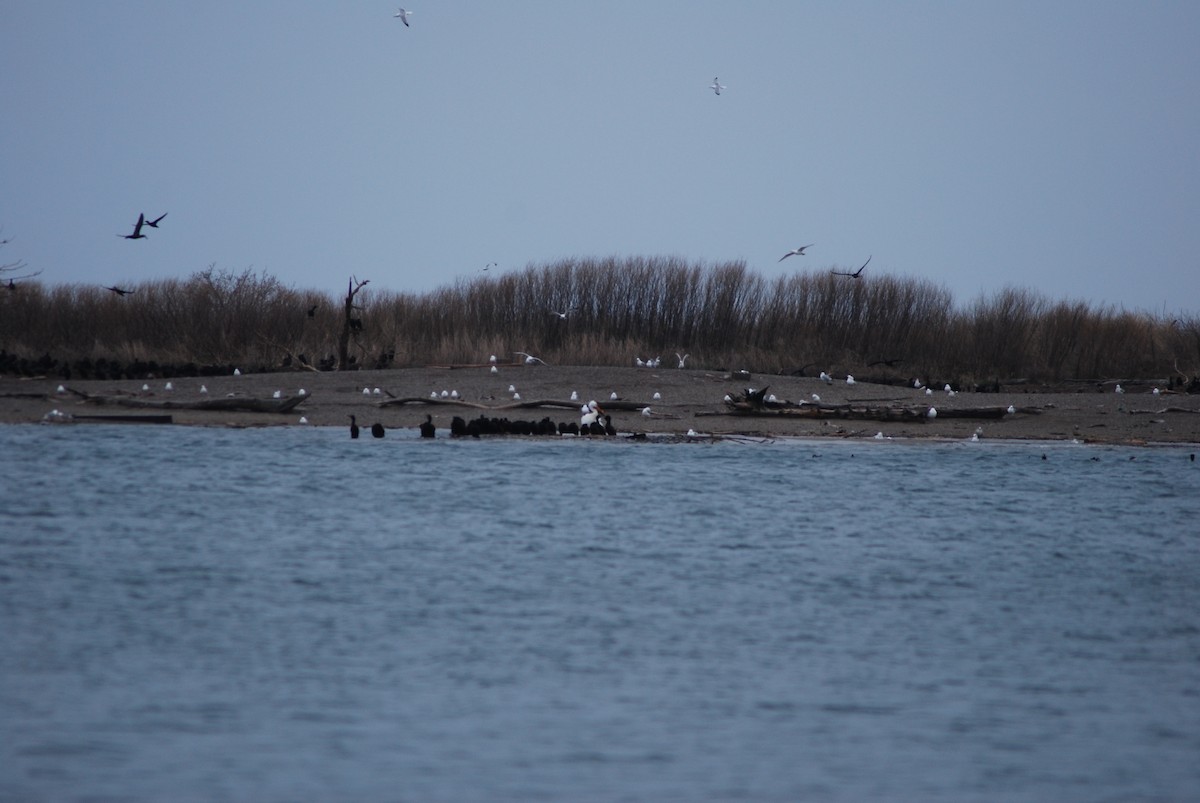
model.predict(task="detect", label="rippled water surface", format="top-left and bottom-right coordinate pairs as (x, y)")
top-left (2, 425), bottom-right (1198, 802)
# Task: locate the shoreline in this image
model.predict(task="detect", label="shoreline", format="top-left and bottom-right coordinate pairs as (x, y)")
top-left (4, 365), bottom-right (1199, 445)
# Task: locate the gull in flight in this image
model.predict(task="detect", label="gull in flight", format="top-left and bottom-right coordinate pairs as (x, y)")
top-left (710, 77), bottom-right (726, 95)
top-left (550, 307), bottom-right (577, 320)
top-left (394, 7), bottom-right (412, 26)
top-left (676, 353), bottom-right (689, 369)
top-left (119, 213), bottom-right (147, 240)
top-left (778, 244), bottom-right (813, 262)
top-left (515, 351), bottom-right (547, 365)
top-left (832, 255), bottom-right (871, 279)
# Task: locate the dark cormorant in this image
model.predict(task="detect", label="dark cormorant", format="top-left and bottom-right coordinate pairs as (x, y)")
top-left (119, 213), bottom-right (147, 240)
top-left (371, 422), bottom-right (385, 438)
top-left (349, 414), bottom-right (360, 439)
top-left (419, 414), bottom-right (435, 438)
top-left (832, 255), bottom-right (871, 278)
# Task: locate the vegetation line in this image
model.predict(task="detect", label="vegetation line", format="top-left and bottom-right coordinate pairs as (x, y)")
top-left (2, 258), bottom-right (1197, 387)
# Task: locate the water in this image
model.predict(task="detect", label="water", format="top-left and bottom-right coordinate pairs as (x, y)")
top-left (1, 425), bottom-right (1198, 802)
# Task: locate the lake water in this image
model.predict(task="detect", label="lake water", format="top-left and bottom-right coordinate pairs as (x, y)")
top-left (1, 424), bottom-right (1198, 802)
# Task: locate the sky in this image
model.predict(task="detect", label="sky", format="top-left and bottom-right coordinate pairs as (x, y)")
top-left (3, 1), bottom-right (1199, 313)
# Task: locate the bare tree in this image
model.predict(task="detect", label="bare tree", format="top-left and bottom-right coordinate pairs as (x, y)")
top-left (1, 228), bottom-right (42, 288)
top-left (337, 275), bottom-right (370, 369)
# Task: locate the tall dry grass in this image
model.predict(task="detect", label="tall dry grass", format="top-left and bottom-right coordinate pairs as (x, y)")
top-left (2, 258), bottom-right (1197, 383)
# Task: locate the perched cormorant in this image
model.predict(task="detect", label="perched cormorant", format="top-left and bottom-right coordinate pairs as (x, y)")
top-left (419, 414), bottom-right (435, 438)
top-left (349, 414), bottom-right (360, 439)
top-left (371, 422), bottom-right (385, 438)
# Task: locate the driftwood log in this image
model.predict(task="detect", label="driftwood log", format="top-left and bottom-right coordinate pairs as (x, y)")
top-left (377, 397), bottom-right (653, 412)
top-left (66, 388), bottom-right (308, 414)
top-left (708, 387), bottom-right (1035, 422)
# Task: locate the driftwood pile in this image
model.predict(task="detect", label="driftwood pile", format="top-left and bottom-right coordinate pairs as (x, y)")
top-left (707, 386), bottom-right (1030, 422)
top-left (64, 387), bottom-right (308, 414)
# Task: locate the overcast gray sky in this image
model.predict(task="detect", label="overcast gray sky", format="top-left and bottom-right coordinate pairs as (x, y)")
top-left (3, 1), bottom-right (1198, 313)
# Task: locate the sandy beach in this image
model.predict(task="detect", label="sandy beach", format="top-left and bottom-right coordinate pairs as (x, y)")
top-left (3, 364), bottom-right (1199, 445)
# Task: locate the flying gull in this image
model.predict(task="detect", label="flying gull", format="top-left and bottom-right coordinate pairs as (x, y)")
top-left (778, 244), bottom-right (813, 262)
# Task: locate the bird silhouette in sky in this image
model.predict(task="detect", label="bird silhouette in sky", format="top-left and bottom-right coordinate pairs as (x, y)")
top-left (778, 244), bottom-right (813, 261)
top-left (832, 255), bottom-right (871, 279)
top-left (104, 286), bottom-right (134, 296)
top-left (710, 77), bottom-right (726, 95)
top-left (143, 212), bottom-right (167, 228)
top-left (394, 8), bottom-right (412, 26)
top-left (119, 213), bottom-right (147, 240)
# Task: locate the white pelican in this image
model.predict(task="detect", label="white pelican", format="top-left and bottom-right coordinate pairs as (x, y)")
top-left (394, 7), bottom-right (412, 26)
top-left (676, 353), bottom-right (689, 368)
top-left (581, 401), bottom-right (604, 426)
top-left (710, 77), bottom-right (726, 95)
top-left (778, 244), bottom-right (813, 262)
